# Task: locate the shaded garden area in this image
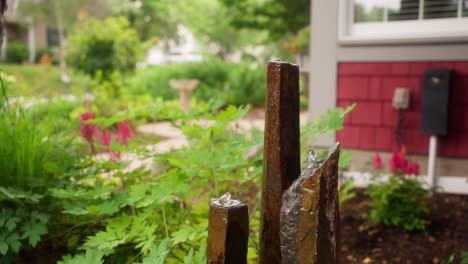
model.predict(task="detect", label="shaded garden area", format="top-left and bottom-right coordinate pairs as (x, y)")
top-left (0, 0), bottom-right (466, 263)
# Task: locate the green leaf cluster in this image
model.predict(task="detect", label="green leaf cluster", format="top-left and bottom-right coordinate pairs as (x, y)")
top-left (220, 0), bottom-right (310, 40)
top-left (128, 58), bottom-right (266, 106)
top-left (67, 17), bottom-right (143, 79)
top-left (0, 208), bottom-right (48, 256)
top-left (366, 176), bottom-right (430, 231)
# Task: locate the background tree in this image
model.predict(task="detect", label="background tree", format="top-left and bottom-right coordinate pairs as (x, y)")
top-left (219, 0), bottom-right (310, 40)
top-left (122, 0), bottom-right (180, 42)
top-left (18, 0), bottom-right (115, 79)
top-left (176, 0), bottom-right (268, 59)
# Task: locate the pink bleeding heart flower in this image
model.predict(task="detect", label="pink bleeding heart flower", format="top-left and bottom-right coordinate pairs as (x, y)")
top-left (374, 153), bottom-right (382, 169)
top-left (117, 119), bottom-right (133, 145)
top-left (100, 130), bottom-right (122, 162)
top-left (244, 146), bottom-right (259, 160)
top-left (80, 112), bottom-right (98, 142)
top-left (100, 130), bottom-right (112, 147)
top-left (389, 147), bottom-right (408, 174)
top-left (405, 159), bottom-right (420, 176)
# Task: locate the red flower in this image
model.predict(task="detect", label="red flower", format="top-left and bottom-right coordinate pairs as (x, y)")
top-left (373, 153), bottom-right (382, 169)
top-left (389, 147), bottom-right (408, 174)
top-left (80, 112), bottom-right (98, 142)
top-left (117, 119), bottom-right (133, 145)
top-left (100, 130), bottom-right (112, 147)
top-left (100, 130), bottom-right (121, 162)
top-left (405, 159), bottom-right (420, 176)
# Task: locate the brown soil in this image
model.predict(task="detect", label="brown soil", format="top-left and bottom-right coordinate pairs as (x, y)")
top-left (340, 190), bottom-right (468, 263)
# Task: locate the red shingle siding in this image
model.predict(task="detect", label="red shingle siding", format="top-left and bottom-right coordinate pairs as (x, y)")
top-left (336, 61), bottom-right (468, 158)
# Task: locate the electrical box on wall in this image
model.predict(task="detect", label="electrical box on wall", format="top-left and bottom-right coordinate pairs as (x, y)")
top-left (392, 88), bottom-right (410, 110)
top-left (421, 69), bottom-right (452, 136)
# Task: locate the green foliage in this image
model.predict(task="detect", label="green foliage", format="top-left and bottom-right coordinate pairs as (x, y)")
top-left (137, 240), bottom-right (169, 264)
top-left (161, 105), bottom-right (261, 196)
top-left (176, 0), bottom-right (267, 56)
top-left (0, 75), bottom-right (84, 259)
top-left (0, 78), bottom-right (80, 189)
top-left (58, 249), bottom-right (105, 264)
top-left (67, 17), bottom-right (142, 78)
top-left (462, 251), bottom-right (468, 264)
top-left (366, 176), bottom-right (429, 231)
top-left (6, 42), bottom-right (29, 64)
top-left (220, 0), bottom-right (310, 40)
top-left (0, 206), bottom-right (48, 256)
top-left (28, 99), bottom-right (81, 134)
top-left (339, 180), bottom-right (356, 207)
top-left (0, 65), bottom-right (354, 262)
top-left (129, 58), bottom-right (266, 106)
top-left (0, 64), bottom-right (93, 97)
top-left (301, 103), bottom-right (356, 149)
top-left (124, 0), bottom-right (180, 42)
top-left (35, 48), bottom-right (57, 64)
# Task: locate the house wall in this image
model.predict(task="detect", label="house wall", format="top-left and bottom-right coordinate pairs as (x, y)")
top-left (309, 0), bottom-right (468, 187)
top-left (336, 61), bottom-right (468, 158)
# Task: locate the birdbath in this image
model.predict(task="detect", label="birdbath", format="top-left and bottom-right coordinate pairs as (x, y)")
top-left (169, 79), bottom-right (200, 112)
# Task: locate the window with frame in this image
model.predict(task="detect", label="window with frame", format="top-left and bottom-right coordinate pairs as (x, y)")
top-left (340, 0), bottom-right (468, 42)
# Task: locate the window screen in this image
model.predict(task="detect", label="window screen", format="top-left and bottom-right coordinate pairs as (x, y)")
top-left (354, 0), bottom-right (385, 22)
top-left (424, 0), bottom-right (458, 19)
top-left (388, 0), bottom-right (420, 21)
top-left (463, 0), bottom-right (468, 16)
top-left (354, 0), bottom-right (467, 22)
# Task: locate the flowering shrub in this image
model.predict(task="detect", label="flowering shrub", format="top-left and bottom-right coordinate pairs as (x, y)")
top-left (375, 147), bottom-right (420, 176)
top-left (367, 147), bottom-right (429, 231)
top-left (79, 112), bottom-right (133, 161)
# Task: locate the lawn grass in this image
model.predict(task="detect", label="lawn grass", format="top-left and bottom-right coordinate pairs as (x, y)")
top-left (0, 63), bottom-right (92, 97)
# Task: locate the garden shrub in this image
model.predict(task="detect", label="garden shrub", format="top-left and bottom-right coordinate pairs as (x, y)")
top-left (35, 48), bottom-right (57, 64)
top-left (367, 149), bottom-right (428, 232)
top-left (128, 58), bottom-right (266, 106)
top-left (67, 17), bottom-right (142, 78)
top-left (0, 76), bottom-right (82, 259)
top-left (5, 42), bottom-right (29, 64)
top-left (0, 82), bottom-right (80, 190)
top-left (366, 176), bottom-right (429, 231)
top-left (0, 64), bottom-right (93, 97)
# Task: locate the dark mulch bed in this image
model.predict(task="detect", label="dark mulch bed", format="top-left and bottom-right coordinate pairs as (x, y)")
top-left (340, 190), bottom-right (468, 263)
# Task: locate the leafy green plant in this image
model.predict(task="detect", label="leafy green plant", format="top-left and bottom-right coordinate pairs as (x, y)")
top-left (0, 77), bottom-right (80, 190)
top-left (301, 103), bottom-right (356, 150)
top-left (6, 42), bottom-right (29, 64)
top-left (58, 249), bottom-right (105, 264)
top-left (0, 74), bottom-right (84, 260)
top-left (0, 207), bottom-right (48, 256)
top-left (67, 17), bottom-right (142, 80)
top-left (0, 185), bottom-right (50, 258)
top-left (339, 180), bottom-right (356, 207)
top-left (462, 251), bottom-right (468, 264)
top-left (366, 176), bottom-right (429, 231)
top-left (128, 58), bottom-right (266, 106)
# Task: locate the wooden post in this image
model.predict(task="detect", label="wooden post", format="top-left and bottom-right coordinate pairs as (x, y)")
top-left (260, 60), bottom-right (301, 263)
top-left (207, 193), bottom-right (249, 264)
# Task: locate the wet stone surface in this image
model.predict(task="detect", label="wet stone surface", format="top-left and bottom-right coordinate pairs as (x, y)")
top-left (280, 144), bottom-right (340, 264)
top-left (207, 193), bottom-right (249, 264)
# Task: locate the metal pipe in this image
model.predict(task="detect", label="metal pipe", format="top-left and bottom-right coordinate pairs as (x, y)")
top-left (427, 135), bottom-right (438, 188)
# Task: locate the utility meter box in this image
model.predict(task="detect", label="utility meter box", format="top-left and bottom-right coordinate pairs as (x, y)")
top-left (420, 69), bottom-right (452, 136)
